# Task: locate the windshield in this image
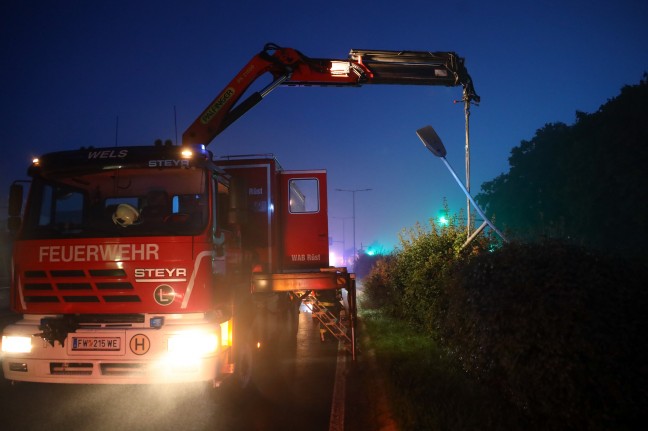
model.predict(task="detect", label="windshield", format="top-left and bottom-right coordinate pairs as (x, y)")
top-left (21, 168), bottom-right (209, 239)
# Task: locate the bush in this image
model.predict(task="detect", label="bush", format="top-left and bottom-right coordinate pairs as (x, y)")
top-left (363, 231), bottom-right (647, 429)
top-left (440, 241), bottom-right (648, 429)
top-left (361, 203), bottom-right (496, 330)
top-left (355, 251), bottom-right (383, 280)
top-left (361, 254), bottom-right (397, 311)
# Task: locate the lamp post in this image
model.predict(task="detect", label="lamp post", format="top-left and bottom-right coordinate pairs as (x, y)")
top-left (330, 216), bottom-right (352, 266)
top-left (335, 188), bottom-right (372, 269)
top-left (416, 125), bottom-right (507, 248)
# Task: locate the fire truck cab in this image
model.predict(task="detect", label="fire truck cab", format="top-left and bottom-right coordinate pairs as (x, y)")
top-left (1, 143), bottom-right (351, 386)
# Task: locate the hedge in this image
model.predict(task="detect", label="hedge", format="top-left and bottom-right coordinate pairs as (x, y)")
top-left (363, 234), bottom-right (647, 429)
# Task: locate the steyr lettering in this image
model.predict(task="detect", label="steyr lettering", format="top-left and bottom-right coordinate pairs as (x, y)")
top-left (148, 159), bottom-right (190, 168)
top-left (134, 268), bottom-right (187, 278)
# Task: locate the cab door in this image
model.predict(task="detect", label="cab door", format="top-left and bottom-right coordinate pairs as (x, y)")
top-left (279, 170), bottom-right (329, 271)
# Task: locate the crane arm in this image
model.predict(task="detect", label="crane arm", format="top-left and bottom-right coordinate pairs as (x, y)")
top-left (182, 43), bottom-right (478, 146)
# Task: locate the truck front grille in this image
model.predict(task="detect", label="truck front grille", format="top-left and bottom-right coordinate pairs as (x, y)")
top-left (100, 363), bottom-right (147, 376)
top-left (49, 362), bottom-right (147, 377)
top-left (22, 268), bottom-right (141, 304)
top-left (50, 362), bottom-right (93, 375)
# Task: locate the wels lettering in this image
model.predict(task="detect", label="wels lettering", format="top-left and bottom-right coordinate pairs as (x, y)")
top-left (38, 244), bottom-right (159, 263)
top-left (201, 87), bottom-right (235, 124)
top-left (88, 149), bottom-right (128, 159)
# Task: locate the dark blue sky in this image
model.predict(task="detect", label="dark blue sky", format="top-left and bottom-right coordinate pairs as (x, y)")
top-left (2, 0), bottom-right (647, 259)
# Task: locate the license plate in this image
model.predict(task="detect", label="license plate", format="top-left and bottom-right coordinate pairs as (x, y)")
top-left (71, 337), bottom-right (121, 351)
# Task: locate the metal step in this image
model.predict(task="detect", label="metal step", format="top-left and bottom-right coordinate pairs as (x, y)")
top-left (306, 294), bottom-right (352, 345)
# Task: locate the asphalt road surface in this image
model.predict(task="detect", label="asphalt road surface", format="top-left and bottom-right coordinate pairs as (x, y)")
top-left (0, 288), bottom-right (345, 431)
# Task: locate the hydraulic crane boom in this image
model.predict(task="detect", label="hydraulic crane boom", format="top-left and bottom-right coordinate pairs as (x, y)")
top-left (182, 42), bottom-right (479, 147)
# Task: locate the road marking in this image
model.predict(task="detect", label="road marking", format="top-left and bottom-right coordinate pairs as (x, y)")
top-left (329, 340), bottom-right (347, 431)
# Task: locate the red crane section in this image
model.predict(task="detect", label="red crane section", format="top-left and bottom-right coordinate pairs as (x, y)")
top-left (182, 43), bottom-right (478, 146)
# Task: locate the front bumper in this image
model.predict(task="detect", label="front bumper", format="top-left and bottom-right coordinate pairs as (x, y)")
top-left (1, 314), bottom-right (224, 385)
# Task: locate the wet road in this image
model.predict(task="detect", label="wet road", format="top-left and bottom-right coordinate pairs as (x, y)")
top-left (0, 287), bottom-right (344, 431)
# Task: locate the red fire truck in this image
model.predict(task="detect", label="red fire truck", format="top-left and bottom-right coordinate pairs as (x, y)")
top-left (1, 43), bottom-right (477, 387)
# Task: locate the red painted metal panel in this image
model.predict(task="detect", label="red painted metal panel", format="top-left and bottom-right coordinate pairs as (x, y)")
top-left (12, 237), bottom-right (216, 314)
top-left (279, 171), bottom-right (329, 271)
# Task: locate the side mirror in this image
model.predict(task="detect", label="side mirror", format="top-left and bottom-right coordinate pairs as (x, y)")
top-left (416, 125), bottom-right (447, 158)
top-left (8, 183), bottom-right (25, 234)
top-left (8, 183), bottom-right (24, 217)
top-left (8, 216), bottom-right (21, 233)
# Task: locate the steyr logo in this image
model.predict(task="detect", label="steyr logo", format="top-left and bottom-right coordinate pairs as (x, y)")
top-left (153, 284), bottom-right (175, 306)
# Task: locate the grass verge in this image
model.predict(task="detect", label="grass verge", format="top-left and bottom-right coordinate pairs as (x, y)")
top-left (358, 309), bottom-right (533, 431)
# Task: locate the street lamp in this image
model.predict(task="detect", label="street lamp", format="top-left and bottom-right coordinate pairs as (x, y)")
top-left (335, 188), bottom-right (372, 269)
top-left (416, 125), bottom-right (507, 248)
top-left (330, 216), bottom-right (352, 266)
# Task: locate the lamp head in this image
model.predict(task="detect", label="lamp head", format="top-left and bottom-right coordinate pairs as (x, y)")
top-left (416, 125), bottom-right (447, 158)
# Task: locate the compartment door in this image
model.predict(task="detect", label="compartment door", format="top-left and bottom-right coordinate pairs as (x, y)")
top-left (279, 170), bottom-right (329, 270)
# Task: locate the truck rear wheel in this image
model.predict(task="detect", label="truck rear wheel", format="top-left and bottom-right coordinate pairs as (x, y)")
top-left (233, 328), bottom-right (256, 391)
top-left (221, 293), bottom-right (298, 402)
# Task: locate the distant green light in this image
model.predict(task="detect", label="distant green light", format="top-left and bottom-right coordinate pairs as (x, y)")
top-left (438, 215), bottom-right (449, 226)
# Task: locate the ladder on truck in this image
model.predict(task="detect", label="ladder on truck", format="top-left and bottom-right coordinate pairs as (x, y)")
top-left (302, 285), bottom-right (357, 360)
top-left (252, 268), bottom-right (358, 360)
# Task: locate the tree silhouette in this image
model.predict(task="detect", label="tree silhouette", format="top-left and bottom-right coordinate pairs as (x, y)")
top-left (476, 74), bottom-right (648, 258)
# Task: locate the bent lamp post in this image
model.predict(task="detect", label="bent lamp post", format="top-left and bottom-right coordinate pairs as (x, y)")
top-left (416, 125), bottom-right (508, 248)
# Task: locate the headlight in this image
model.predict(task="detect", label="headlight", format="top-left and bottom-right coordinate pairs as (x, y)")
top-left (167, 331), bottom-right (218, 357)
top-left (2, 335), bottom-right (33, 353)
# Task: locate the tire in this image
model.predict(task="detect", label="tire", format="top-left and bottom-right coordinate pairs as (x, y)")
top-left (233, 329), bottom-right (256, 391)
top-left (222, 293), bottom-right (299, 403)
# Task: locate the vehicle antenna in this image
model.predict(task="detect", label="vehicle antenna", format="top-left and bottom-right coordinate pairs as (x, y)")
top-left (174, 106), bottom-right (178, 145)
top-left (115, 115), bottom-right (119, 146)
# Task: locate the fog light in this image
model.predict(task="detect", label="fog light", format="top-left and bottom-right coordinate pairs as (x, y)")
top-left (9, 362), bottom-right (28, 372)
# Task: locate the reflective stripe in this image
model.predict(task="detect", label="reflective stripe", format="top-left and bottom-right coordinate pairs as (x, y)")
top-left (181, 251), bottom-right (214, 309)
